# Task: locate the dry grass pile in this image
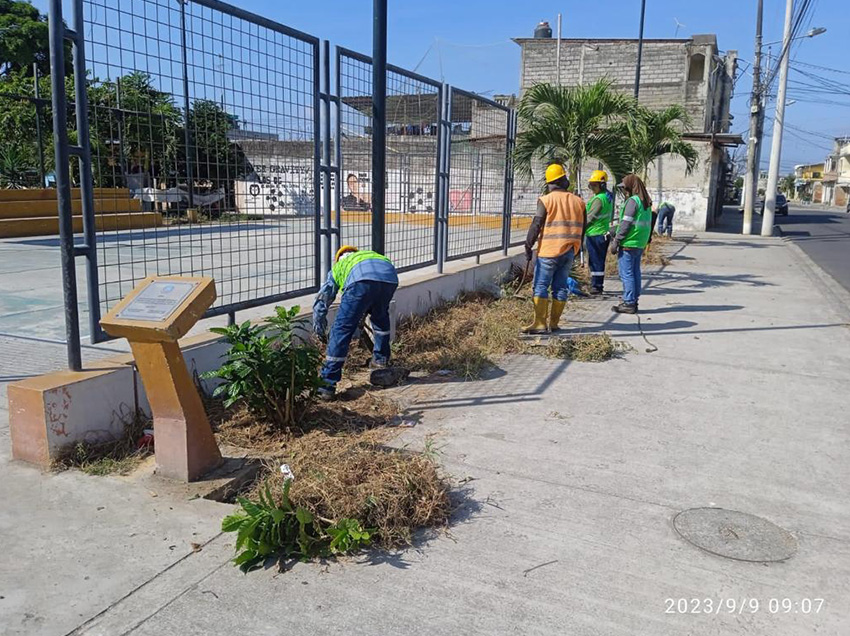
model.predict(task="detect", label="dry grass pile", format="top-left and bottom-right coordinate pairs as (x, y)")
top-left (392, 291), bottom-right (529, 379)
top-left (208, 387), bottom-right (400, 456)
top-left (544, 332), bottom-right (617, 362)
top-left (603, 235), bottom-right (671, 276)
top-left (53, 410), bottom-right (152, 475)
top-left (255, 428), bottom-right (451, 548)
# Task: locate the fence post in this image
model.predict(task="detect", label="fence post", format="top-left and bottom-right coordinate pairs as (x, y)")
top-left (371, 0), bottom-right (387, 255)
top-left (320, 40), bottom-right (333, 276)
top-left (433, 83), bottom-right (445, 273)
top-left (178, 0), bottom-right (195, 209)
top-left (47, 0), bottom-right (82, 371)
top-left (32, 63), bottom-right (46, 186)
top-left (502, 109), bottom-right (516, 255)
top-left (333, 46), bottom-right (342, 259)
top-left (71, 0), bottom-right (102, 343)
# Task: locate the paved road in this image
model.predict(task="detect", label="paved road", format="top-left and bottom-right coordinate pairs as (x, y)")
top-left (774, 205), bottom-right (850, 293)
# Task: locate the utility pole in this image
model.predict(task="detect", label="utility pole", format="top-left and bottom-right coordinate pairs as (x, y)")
top-left (742, 0), bottom-right (763, 235)
top-left (371, 0), bottom-right (387, 254)
top-left (762, 0), bottom-right (793, 236)
top-left (634, 0), bottom-right (647, 99)
top-left (556, 13), bottom-right (562, 85)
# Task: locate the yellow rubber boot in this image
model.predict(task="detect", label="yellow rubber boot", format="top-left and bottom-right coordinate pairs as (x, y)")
top-left (549, 299), bottom-right (566, 332)
top-left (522, 297), bottom-right (550, 334)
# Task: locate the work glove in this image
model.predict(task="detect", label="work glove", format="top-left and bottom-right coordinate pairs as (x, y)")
top-left (313, 318), bottom-right (328, 344)
top-left (609, 239), bottom-right (619, 255)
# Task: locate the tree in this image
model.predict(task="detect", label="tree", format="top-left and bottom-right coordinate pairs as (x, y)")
top-left (187, 99), bottom-right (245, 189)
top-left (622, 104), bottom-right (699, 179)
top-left (0, 0), bottom-right (70, 77)
top-left (514, 79), bottom-right (634, 189)
top-left (87, 71), bottom-right (182, 187)
top-left (780, 174), bottom-right (796, 196)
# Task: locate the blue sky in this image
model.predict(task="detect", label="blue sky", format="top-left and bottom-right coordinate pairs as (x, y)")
top-left (38, 0), bottom-right (849, 173)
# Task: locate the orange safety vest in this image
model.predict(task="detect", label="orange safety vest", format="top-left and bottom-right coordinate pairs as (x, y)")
top-left (537, 190), bottom-right (585, 258)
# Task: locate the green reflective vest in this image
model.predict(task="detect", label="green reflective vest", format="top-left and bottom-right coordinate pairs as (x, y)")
top-left (619, 195), bottom-right (652, 249)
top-left (585, 191), bottom-right (613, 237)
top-left (331, 250), bottom-right (392, 292)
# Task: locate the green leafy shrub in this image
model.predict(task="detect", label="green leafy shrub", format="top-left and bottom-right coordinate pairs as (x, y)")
top-left (202, 306), bottom-right (322, 428)
top-left (222, 480), bottom-right (372, 570)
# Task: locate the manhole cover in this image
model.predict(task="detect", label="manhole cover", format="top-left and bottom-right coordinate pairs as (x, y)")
top-left (673, 508), bottom-right (797, 562)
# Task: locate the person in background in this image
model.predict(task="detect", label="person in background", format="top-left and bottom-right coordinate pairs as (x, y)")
top-left (523, 163), bottom-right (586, 334)
top-left (610, 173), bottom-right (653, 314)
top-left (312, 246), bottom-right (398, 400)
top-left (656, 200), bottom-right (676, 237)
top-left (583, 170), bottom-right (614, 295)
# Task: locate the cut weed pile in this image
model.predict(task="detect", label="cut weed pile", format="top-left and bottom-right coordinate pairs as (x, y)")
top-left (53, 409), bottom-right (152, 476)
top-left (391, 288), bottom-right (621, 377)
top-left (253, 428), bottom-right (451, 550)
top-left (604, 234), bottom-right (672, 277)
top-left (392, 291), bottom-right (529, 379)
top-left (205, 382), bottom-right (450, 555)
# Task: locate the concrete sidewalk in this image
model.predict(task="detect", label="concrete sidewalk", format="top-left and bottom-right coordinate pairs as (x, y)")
top-left (2, 228), bottom-right (849, 635)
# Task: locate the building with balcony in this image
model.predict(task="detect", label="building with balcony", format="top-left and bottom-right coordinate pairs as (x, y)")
top-left (822, 137), bottom-right (850, 207)
top-left (793, 163), bottom-right (824, 203)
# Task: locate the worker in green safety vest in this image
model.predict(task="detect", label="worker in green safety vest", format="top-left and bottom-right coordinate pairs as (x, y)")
top-left (312, 246), bottom-right (399, 400)
top-left (584, 169), bottom-right (614, 295)
top-left (610, 173), bottom-right (653, 314)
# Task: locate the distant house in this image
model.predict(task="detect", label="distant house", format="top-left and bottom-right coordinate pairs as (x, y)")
top-left (512, 30), bottom-right (742, 230)
top-left (822, 138), bottom-right (850, 207)
top-left (793, 163), bottom-right (824, 202)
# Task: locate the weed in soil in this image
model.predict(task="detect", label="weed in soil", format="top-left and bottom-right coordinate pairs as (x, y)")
top-left (53, 408), bottom-right (152, 476)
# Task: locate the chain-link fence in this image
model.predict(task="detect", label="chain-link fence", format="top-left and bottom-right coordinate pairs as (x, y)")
top-left (82, 0), bottom-right (320, 324)
top-left (0, 81), bottom-right (50, 190)
top-left (336, 48), bottom-right (441, 272)
top-left (445, 88), bottom-right (510, 261)
top-left (39, 0), bottom-right (519, 359)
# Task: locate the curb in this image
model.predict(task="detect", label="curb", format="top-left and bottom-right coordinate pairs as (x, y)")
top-left (780, 237), bottom-right (850, 323)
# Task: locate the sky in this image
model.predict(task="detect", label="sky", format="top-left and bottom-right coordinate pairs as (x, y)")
top-left (36, 0), bottom-right (850, 175)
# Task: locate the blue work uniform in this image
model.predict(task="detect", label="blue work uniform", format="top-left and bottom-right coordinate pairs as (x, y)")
top-left (312, 254), bottom-right (399, 388)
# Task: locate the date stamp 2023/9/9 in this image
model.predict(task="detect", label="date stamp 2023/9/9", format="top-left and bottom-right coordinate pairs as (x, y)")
top-left (664, 598), bottom-right (825, 615)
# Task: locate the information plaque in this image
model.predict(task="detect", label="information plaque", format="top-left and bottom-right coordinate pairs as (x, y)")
top-left (117, 281), bottom-right (199, 322)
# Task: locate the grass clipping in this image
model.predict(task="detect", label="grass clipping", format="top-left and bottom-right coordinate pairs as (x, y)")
top-left (392, 290), bottom-right (618, 378)
top-left (256, 429), bottom-right (451, 549)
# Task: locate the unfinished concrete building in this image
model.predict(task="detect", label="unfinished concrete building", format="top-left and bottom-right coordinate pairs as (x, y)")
top-left (513, 29), bottom-right (741, 230)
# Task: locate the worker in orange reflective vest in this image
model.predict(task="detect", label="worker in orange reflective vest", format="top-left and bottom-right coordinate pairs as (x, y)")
top-left (522, 163), bottom-right (586, 334)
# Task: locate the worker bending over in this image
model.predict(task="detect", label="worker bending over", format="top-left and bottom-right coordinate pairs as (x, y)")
top-left (523, 163), bottom-right (586, 334)
top-left (312, 246), bottom-right (398, 400)
top-left (656, 200), bottom-right (676, 237)
top-left (583, 170), bottom-right (614, 295)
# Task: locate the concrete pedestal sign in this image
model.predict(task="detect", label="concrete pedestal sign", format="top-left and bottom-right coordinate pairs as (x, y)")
top-left (100, 276), bottom-right (222, 481)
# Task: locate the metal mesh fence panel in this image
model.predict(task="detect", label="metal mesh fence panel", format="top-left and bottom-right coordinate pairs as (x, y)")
top-left (337, 48), bottom-right (440, 271)
top-left (0, 85), bottom-right (51, 190)
top-left (446, 88), bottom-right (509, 260)
top-left (82, 0), bottom-right (320, 318)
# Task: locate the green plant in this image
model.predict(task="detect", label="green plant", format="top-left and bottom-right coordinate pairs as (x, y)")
top-left (222, 479), bottom-right (372, 571)
top-left (0, 144), bottom-right (33, 188)
top-left (514, 79), bottom-right (635, 188)
top-left (621, 103), bottom-right (699, 179)
top-left (202, 305), bottom-right (322, 428)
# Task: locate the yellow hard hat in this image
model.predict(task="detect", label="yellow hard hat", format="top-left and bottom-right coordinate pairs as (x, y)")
top-left (589, 169), bottom-right (608, 183)
top-left (335, 245), bottom-right (358, 262)
top-left (545, 163), bottom-right (566, 183)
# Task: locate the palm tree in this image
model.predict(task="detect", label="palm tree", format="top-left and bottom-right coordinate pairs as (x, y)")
top-left (514, 79), bottom-right (634, 189)
top-left (624, 104), bottom-right (699, 179)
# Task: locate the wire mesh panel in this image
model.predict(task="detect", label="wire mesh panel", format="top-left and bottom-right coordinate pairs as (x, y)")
top-left (82, 0), bottom-right (319, 320)
top-left (446, 88), bottom-right (509, 260)
top-left (0, 85), bottom-right (50, 189)
top-left (337, 48), bottom-right (440, 271)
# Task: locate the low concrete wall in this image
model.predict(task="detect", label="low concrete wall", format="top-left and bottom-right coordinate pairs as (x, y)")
top-left (8, 249), bottom-right (524, 467)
